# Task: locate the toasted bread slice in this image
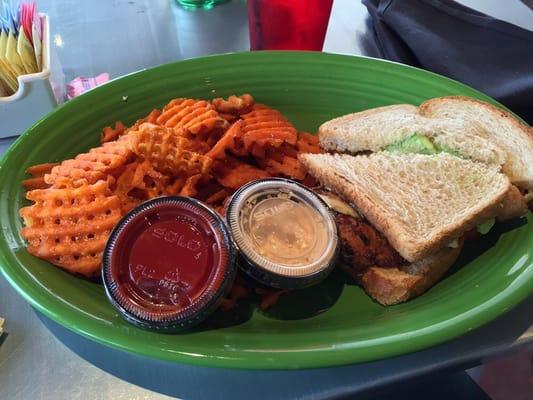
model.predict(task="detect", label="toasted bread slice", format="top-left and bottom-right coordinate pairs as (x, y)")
top-left (318, 96), bottom-right (533, 190)
top-left (299, 152), bottom-right (510, 262)
top-left (499, 185), bottom-right (529, 221)
top-left (358, 243), bottom-right (463, 305)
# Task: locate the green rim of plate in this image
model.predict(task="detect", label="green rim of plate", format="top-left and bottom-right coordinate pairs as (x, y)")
top-left (0, 51), bottom-right (532, 370)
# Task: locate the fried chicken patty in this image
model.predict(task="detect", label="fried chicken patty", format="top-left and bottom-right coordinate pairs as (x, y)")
top-left (335, 213), bottom-right (405, 277)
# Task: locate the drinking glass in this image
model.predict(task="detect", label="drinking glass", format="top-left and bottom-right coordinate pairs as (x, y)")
top-left (176, 0), bottom-right (231, 10)
top-left (247, 0), bottom-right (334, 50)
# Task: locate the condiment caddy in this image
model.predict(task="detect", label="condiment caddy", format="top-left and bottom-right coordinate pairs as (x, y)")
top-left (0, 14), bottom-right (65, 139)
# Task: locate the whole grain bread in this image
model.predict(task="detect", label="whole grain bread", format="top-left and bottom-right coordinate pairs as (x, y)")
top-left (299, 152), bottom-right (510, 262)
top-left (358, 243), bottom-right (463, 305)
top-left (318, 96), bottom-right (533, 190)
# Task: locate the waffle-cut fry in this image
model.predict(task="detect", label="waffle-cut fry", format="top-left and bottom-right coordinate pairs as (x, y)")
top-left (145, 109), bottom-right (162, 124)
top-left (279, 142), bottom-right (299, 158)
top-left (256, 148), bottom-right (306, 181)
top-left (178, 130), bottom-right (215, 154)
top-left (205, 188), bottom-right (229, 205)
top-left (128, 109), bottom-right (163, 134)
top-left (213, 203), bottom-right (226, 216)
top-left (261, 156), bottom-right (306, 180)
top-left (215, 158), bottom-right (270, 190)
top-left (172, 104), bottom-right (297, 162)
top-left (118, 197), bottom-right (139, 215)
top-left (176, 108), bottom-right (227, 134)
top-left (22, 177), bottom-right (50, 190)
top-left (22, 162), bottom-right (59, 190)
top-left (26, 162), bottom-right (60, 177)
top-left (179, 174), bottom-right (204, 197)
top-left (51, 176), bottom-right (110, 190)
top-left (88, 136), bottom-right (134, 162)
top-left (130, 123), bottom-right (213, 177)
top-left (240, 105), bottom-right (297, 150)
top-left (19, 179), bottom-right (121, 277)
top-left (19, 94), bottom-right (321, 287)
top-left (46, 137), bottom-right (133, 186)
top-left (46, 159), bottom-right (107, 185)
top-left (157, 98), bottom-right (228, 135)
top-left (115, 160), bottom-right (168, 213)
top-left (212, 94), bottom-right (254, 115)
top-left (219, 113), bottom-right (239, 123)
top-left (242, 124), bottom-right (297, 149)
top-left (250, 144), bottom-right (266, 159)
top-left (296, 131), bottom-right (322, 154)
top-left (206, 121), bottom-right (244, 159)
top-left (162, 98), bottom-right (201, 113)
top-left (164, 177), bottom-right (187, 196)
top-left (116, 161), bottom-right (162, 195)
top-left (101, 121), bottom-right (126, 144)
top-left (190, 179), bottom-right (229, 204)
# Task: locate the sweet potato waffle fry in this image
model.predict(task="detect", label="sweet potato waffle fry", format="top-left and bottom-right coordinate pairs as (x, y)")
top-left (19, 179), bottom-right (121, 277)
top-left (296, 132), bottom-right (322, 154)
top-left (20, 92), bottom-right (321, 311)
top-left (240, 104), bottom-right (298, 149)
top-left (214, 157), bottom-right (270, 189)
top-left (22, 162), bottom-right (58, 190)
top-left (212, 94), bottom-right (254, 116)
top-left (175, 129), bottom-right (214, 154)
top-left (26, 162), bottom-right (60, 177)
top-left (179, 174), bottom-right (205, 197)
top-left (125, 109), bottom-right (163, 137)
top-left (46, 136), bottom-right (133, 186)
top-left (252, 132), bottom-right (323, 181)
top-left (101, 121), bottom-right (126, 144)
top-left (157, 98), bottom-right (228, 135)
top-left (206, 104), bottom-right (299, 162)
top-left (115, 160), bottom-right (168, 214)
top-left (129, 123), bottom-right (213, 177)
top-left (205, 120), bottom-right (244, 160)
top-left (257, 153), bottom-right (306, 181)
top-left (46, 159), bottom-right (108, 185)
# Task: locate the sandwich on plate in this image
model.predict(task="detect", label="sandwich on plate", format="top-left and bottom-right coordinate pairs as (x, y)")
top-left (300, 96), bottom-right (533, 305)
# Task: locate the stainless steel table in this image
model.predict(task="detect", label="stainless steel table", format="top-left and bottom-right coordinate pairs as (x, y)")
top-left (1, 1), bottom-right (532, 399)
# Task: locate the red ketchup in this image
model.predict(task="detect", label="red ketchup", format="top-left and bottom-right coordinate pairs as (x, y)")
top-left (102, 197), bottom-right (236, 331)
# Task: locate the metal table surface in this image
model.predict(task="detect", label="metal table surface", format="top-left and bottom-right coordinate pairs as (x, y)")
top-left (1, 1), bottom-right (532, 399)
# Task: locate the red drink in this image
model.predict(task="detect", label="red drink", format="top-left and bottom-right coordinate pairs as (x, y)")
top-left (248, 0), bottom-right (334, 51)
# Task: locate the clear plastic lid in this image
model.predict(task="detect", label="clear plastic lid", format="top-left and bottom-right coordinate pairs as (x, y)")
top-left (226, 179), bottom-right (338, 286)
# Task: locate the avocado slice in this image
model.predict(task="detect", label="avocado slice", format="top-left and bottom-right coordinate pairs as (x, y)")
top-left (385, 134), bottom-right (438, 155)
top-left (477, 218), bottom-right (496, 235)
top-left (385, 134), bottom-right (465, 158)
top-left (434, 144), bottom-right (464, 158)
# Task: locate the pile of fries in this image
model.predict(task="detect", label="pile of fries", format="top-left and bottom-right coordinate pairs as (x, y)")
top-left (20, 94), bottom-right (322, 280)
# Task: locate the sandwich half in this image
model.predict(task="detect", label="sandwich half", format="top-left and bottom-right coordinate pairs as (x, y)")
top-left (300, 152), bottom-right (512, 305)
top-left (319, 96), bottom-right (533, 202)
top-left (301, 96), bottom-right (532, 305)
top-left (301, 152), bottom-right (510, 262)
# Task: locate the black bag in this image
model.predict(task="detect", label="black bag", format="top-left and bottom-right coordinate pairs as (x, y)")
top-left (363, 0), bottom-right (533, 123)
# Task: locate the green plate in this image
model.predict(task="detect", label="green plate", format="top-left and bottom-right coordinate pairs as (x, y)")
top-left (0, 52), bottom-right (532, 369)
